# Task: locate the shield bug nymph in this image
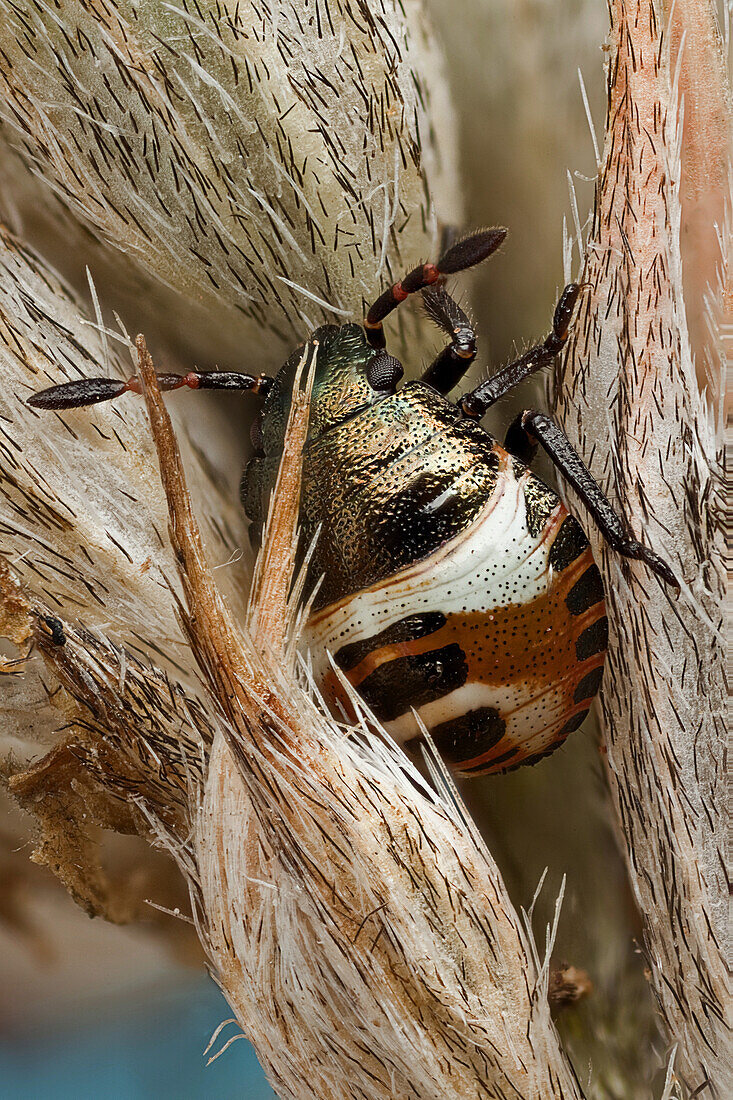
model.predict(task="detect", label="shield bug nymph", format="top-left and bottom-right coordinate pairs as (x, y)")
top-left (29, 229), bottom-right (678, 775)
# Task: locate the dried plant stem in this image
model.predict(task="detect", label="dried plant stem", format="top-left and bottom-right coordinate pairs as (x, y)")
top-left (557, 1), bottom-right (730, 1094)
top-left (246, 347), bottom-right (315, 656)
top-left (135, 339), bottom-right (584, 1098)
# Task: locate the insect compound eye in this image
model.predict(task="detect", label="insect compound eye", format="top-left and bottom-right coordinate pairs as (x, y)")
top-left (365, 352), bottom-right (404, 393)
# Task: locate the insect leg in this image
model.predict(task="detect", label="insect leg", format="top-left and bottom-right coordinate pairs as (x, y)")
top-left (504, 409), bottom-right (679, 587)
top-left (28, 370), bottom-right (273, 411)
top-left (458, 283), bottom-right (581, 417)
top-left (364, 227), bottom-right (506, 350)
top-left (419, 287), bottom-right (477, 394)
top-left (503, 411), bottom-right (538, 465)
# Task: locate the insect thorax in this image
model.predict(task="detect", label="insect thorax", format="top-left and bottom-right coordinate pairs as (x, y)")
top-left (241, 325), bottom-right (505, 609)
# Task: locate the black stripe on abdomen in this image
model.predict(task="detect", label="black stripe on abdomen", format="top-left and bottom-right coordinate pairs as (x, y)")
top-left (565, 564), bottom-right (604, 615)
top-left (429, 707), bottom-right (506, 765)
top-left (549, 516), bottom-right (590, 571)
top-left (573, 666), bottom-right (604, 703)
top-left (334, 612), bottom-right (446, 672)
top-left (557, 709), bottom-right (590, 736)
top-left (575, 616), bottom-right (608, 660)
top-left (358, 643), bottom-right (468, 723)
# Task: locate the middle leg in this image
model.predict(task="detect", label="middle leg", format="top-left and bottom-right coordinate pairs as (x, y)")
top-left (458, 282), bottom-right (581, 417)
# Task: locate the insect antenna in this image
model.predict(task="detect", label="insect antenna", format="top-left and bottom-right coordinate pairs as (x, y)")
top-left (28, 370), bottom-right (274, 411)
top-left (364, 227), bottom-right (506, 350)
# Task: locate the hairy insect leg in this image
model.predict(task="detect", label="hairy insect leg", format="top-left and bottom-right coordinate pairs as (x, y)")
top-left (28, 370), bottom-right (274, 411)
top-left (504, 409), bottom-right (679, 587)
top-left (458, 283), bottom-right (581, 417)
top-left (364, 227), bottom-right (507, 350)
top-left (420, 287), bottom-right (478, 395)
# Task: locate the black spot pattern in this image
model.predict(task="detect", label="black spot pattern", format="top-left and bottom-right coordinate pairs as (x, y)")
top-left (358, 643), bottom-right (468, 723)
top-left (430, 707), bottom-right (506, 765)
top-left (302, 385), bottom-right (501, 609)
top-left (334, 612), bottom-right (446, 672)
top-left (575, 617), bottom-right (609, 661)
top-left (549, 516), bottom-right (590, 571)
top-left (565, 565), bottom-right (604, 615)
top-left (573, 666), bottom-right (604, 703)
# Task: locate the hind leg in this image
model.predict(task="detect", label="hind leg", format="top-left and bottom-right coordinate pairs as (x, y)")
top-left (503, 410), bottom-right (678, 588)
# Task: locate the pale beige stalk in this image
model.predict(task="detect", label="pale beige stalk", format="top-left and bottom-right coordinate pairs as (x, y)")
top-left (0, 0), bottom-right (456, 365)
top-left (555, 2), bottom-right (730, 1094)
top-left (133, 338), bottom-right (584, 1100)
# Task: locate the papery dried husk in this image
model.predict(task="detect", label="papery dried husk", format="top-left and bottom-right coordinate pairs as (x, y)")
top-left (0, 218), bottom-right (251, 924)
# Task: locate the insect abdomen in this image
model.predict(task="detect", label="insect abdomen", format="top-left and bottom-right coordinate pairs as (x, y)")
top-left (304, 440), bottom-right (607, 775)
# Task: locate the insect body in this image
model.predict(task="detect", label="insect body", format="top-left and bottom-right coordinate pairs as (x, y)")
top-left (29, 230), bottom-right (678, 775)
top-left (243, 323), bottom-right (608, 773)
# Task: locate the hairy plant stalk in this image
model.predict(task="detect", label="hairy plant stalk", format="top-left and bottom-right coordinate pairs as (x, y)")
top-left (556, 1), bottom-right (730, 1094)
top-left (0, 0), bottom-right (456, 364)
top-left (0, 221), bottom-right (245, 922)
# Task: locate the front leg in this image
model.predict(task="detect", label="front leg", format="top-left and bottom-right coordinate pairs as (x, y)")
top-left (504, 409), bottom-right (679, 588)
top-left (420, 287), bottom-right (478, 395)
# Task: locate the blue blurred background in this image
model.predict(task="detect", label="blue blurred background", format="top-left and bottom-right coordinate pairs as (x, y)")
top-left (1, 977), bottom-right (276, 1099)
